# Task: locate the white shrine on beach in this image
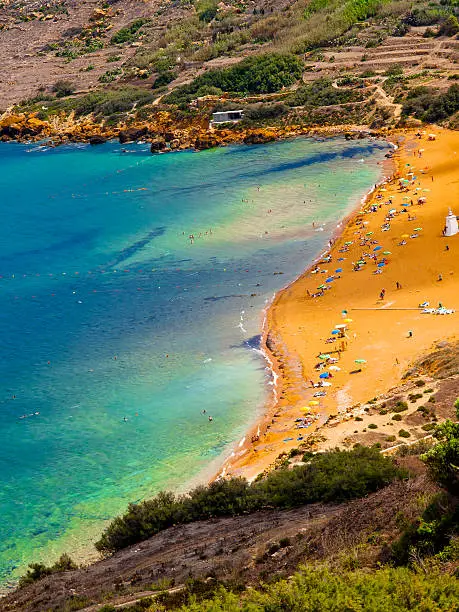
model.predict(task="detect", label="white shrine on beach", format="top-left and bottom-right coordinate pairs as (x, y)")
top-left (444, 208), bottom-right (458, 237)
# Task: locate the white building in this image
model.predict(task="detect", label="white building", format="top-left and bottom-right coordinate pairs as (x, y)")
top-left (211, 110), bottom-right (244, 125)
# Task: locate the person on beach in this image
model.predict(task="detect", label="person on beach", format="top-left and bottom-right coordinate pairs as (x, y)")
top-left (438, 274), bottom-right (443, 282)
top-left (396, 281), bottom-right (402, 289)
top-left (379, 288), bottom-right (386, 300)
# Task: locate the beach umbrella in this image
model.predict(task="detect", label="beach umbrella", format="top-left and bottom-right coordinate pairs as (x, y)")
top-left (326, 277), bottom-right (334, 283)
top-left (389, 208), bottom-right (396, 214)
top-left (401, 234), bottom-right (410, 238)
top-left (309, 400), bottom-right (319, 406)
top-left (402, 196), bottom-right (410, 200)
top-left (379, 189), bottom-right (387, 192)
top-left (331, 330), bottom-right (340, 335)
top-left (322, 382), bottom-right (332, 387)
top-left (329, 365), bottom-right (341, 371)
top-left (319, 354), bottom-right (330, 360)
top-left (402, 203), bottom-right (410, 207)
top-left (373, 246), bottom-right (382, 251)
top-left (319, 372), bottom-right (330, 379)
top-left (355, 359), bottom-right (367, 364)
top-left (335, 323), bottom-right (347, 329)
top-left (335, 268), bottom-right (343, 273)
top-left (366, 231), bottom-right (373, 235)
top-left (423, 189), bottom-right (430, 192)
top-left (383, 251), bottom-right (392, 255)
top-left (344, 318), bottom-right (353, 323)
top-left (345, 241), bottom-right (353, 245)
top-left (357, 260), bottom-right (365, 265)
top-left (338, 257), bottom-right (345, 261)
top-left (318, 284), bottom-right (326, 289)
top-left (377, 262), bottom-right (385, 267)
top-left (414, 227), bottom-right (423, 231)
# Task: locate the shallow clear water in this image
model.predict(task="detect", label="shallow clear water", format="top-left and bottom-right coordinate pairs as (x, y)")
top-left (0, 137), bottom-right (388, 582)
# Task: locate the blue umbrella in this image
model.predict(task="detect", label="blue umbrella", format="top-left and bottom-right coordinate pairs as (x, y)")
top-left (338, 257), bottom-right (345, 261)
top-left (319, 372), bottom-right (330, 379)
top-left (377, 262), bottom-right (385, 267)
top-left (402, 203), bottom-right (410, 207)
top-left (326, 277), bottom-right (334, 283)
top-left (335, 268), bottom-right (343, 273)
top-left (373, 246), bottom-right (382, 251)
top-left (331, 330), bottom-right (339, 335)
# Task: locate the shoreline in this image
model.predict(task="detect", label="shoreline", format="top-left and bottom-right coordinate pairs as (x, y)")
top-left (218, 126), bottom-right (459, 481)
top-left (215, 137), bottom-right (397, 480)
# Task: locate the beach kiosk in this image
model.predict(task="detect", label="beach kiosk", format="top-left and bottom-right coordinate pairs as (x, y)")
top-left (444, 208), bottom-right (458, 237)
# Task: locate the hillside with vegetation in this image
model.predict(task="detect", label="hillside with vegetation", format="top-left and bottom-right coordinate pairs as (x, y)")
top-left (0, 0), bottom-right (458, 146)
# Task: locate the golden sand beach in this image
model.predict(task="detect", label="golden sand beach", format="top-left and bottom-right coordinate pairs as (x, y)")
top-left (220, 127), bottom-right (459, 481)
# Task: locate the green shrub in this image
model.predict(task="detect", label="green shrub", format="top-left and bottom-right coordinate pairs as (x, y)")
top-left (287, 78), bottom-right (363, 107)
top-left (164, 53), bottom-right (302, 106)
top-left (402, 84), bottom-right (459, 123)
top-left (153, 71), bottom-right (177, 88)
top-left (392, 494), bottom-right (459, 565)
top-left (111, 19), bottom-right (148, 45)
top-left (392, 414), bottom-right (402, 421)
top-left (177, 566), bottom-right (459, 610)
top-left (96, 446), bottom-right (403, 553)
top-left (392, 401), bottom-right (408, 413)
top-left (243, 103), bottom-right (288, 121)
top-left (398, 429), bottom-right (411, 438)
top-left (368, 424), bottom-right (378, 429)
top-left (438, 14), bottom-right (459, 36)
top-left (415, 380), bottom-right (426, 387)
top-left (422, 418), bottom-right (459, 493)
top-left (196, 0), bottom-right (218, 22)
top-left (19, 553), bottom-right (77, 587)
top-left (52, 80), bottom-right (76, 97)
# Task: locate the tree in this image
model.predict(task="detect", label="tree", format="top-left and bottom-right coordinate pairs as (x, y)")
top-left (422, 401), bottom-right (459, 493)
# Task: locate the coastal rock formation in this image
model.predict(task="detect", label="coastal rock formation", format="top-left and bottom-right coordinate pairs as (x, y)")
top-left (119, 126), bottom-right (148, 144)
top-left (150, 138), bottom-right (167, 153)
top-left (194, 135), bottom-right (219, 150)
top-left (243, 131), bottom-right (276, 145)
top-left (0, 114), bottom-right (50, 140)
top-left (89, 135), bottom-right (107, 145)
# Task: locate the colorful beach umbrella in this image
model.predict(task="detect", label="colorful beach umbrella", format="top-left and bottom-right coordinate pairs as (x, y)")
top-left (401, 234), bottom-right (410, 238)
top-left (377, 262), bottom-right (385, 267)
top-left (326, 277), bottom-right (334, 283)
top-left (344, 318), bottom-right (353, 323)
top-left (414, 227), bottom-right (423, 231)
top-left (331, 330), bottom-right (339, 335)
top-left (309, 400), bottom-right (319, 406)
top-left (319, 354), bottom-right (330, 360)
top-left (338, 257), bottom-right (345, 261)
top-left (329, 365), bottom-right (341, 371)
top-left (383, 251), bottom-right (391, 255)
top-left (373, 246), bottom-right (382, 251)
top-left (335, 324), bottom-right (347, 329)
top-left (319, 372), bottom-right (330, 379)
top-left (355, 359), bottom-right (367, 364)
top-left (345, 241), bottom-right (353, 245)
top-left (335, 268), bottom-right (343, 273)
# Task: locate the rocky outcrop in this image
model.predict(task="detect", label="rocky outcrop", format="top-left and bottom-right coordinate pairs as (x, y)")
top-left (89, 135), bottom-right (108, 145)
top-left (150, 138), bottom-right (167, 153)
top-left (194, 135), bottom-right (219, 150)
top-left (243, 131), bottom-right (276, 145)
top-left (118, 126), bottom-right (148, 144)
top-left (0, 114), bottom-right (50, 140)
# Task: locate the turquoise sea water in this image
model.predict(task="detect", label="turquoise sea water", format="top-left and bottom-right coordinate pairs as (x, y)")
top-left (0, 137), bottom-right (388, 583)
